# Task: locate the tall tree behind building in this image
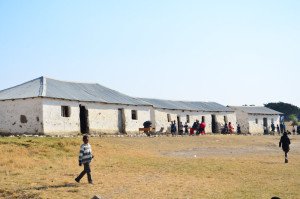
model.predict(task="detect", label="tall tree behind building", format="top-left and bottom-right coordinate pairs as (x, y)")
top-left (264, 102), bottom-right (300, 120)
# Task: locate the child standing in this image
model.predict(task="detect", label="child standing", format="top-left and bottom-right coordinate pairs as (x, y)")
top-left (75, 135), bottom-right (94, 184)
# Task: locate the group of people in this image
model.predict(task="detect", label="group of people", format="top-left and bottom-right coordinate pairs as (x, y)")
top-left (170, 120), bottom-right (206, 136)
top-left (221, 122), bottom-right (235, 134)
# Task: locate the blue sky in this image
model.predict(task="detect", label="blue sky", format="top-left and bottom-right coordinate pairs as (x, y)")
top-left (0, 0), bottom-right (299, 106)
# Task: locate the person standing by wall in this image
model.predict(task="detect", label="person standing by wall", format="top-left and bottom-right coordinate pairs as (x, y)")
top-left (199, 121), bottom-right (206, 135)
top-left (171, 121), bottom-right (177, 136)
top-left (237, 124), bottom-right (241, 134)
top-left (228, 122), bottom-right (234, 134)
top-left (184, 122), bottom-right (189, 135)
top-left (276, 124), bottom-right (280, 135)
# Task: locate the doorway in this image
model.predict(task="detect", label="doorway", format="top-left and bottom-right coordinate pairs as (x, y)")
top-left (79, 105), bottom-right (89, 134)
top-left (177, 116), bottom-right (181, 133)
top-left (263, 117), bottom-right (268, 134)
top-left (211, 115), bottom-right (218, 133)
top-left (118, 108), bottom-right (125, 134)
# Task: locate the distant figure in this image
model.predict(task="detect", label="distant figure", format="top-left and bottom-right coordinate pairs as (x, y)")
top-left (282, 123), bottom-right (286, 133)
top-left (171, 121), bottom-right (177, 136)
top-left (292, 125), bottom-right (296, 135)
top-left (279, 132), bottom-right (291, 163)
top-left (184, 122), bottom-right (189, 135)
top-left (75, 135), bottom-right (94, 184)
top-left (271, 123), bottom-right (275, 132)
top-left (276, 124), bottom-right (280, 135)
top-left (237, 124), bottom-right (241, 134)
top-left (178, 122), bottom-right (184, 135)
top-left (199, 121), bottom-right (206, 135)
top-left (228, 122), bottom-right (234, 134)
top-left (280, 123), bottom-right (284, 134)
top-left (190, 120), bottom-right (199, 136)
top-left (222, 123), bottom-right (228, 134)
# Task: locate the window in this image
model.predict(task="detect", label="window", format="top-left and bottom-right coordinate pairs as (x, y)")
top-left (202, 116), bottom-right (205, 123)
top-left (61, 106), bottom-right (71, 117)
top-left (167, 114), bottom-right (171, 122)
top-left (20, 115), bottom-right (27, 123)
top-left (186, 115), bottom-right (190, 123)
top-left (224, 116), bottom-right (228, 123)
top-left (255, 118), bottom-right (258, 124)
top-left (131, 110), bottom-right (138, 120)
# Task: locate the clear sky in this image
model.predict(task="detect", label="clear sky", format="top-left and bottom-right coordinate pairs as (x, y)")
top-left (0, 0), bottom-right (299, 106)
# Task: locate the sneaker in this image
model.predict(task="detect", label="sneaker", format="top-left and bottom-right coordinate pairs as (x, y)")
top-left (89, 181), bottom-right (94, 185)
top-left (285, 158), bottom-right (288, 163)
top-left (75, 178), bottom-right (80, 183)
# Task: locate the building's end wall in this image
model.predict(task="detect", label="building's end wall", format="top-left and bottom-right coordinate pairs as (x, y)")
top-left (0, 98), bottom-right (43, 135)
top-left (234, 110), bottom-right (249, 133)
top-left (248, 114), bottom-right (280, 134)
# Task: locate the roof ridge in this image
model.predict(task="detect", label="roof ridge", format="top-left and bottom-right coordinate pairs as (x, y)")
top-left (39, 76), bottom-right (47, 96)
top-left (0, 77), bottom-right (42, 94)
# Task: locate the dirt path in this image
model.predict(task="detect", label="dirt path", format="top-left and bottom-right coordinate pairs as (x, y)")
top-left (162, 135), bottom-right (300, 158)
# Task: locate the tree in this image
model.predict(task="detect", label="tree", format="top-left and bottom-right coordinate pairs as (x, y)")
top-left (264, 102), bottom-right (300, 120)
top-left (289, 114), bottom-right (299, 126)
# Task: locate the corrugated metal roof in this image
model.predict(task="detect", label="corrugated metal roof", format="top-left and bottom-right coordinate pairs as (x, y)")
top-left (0, 77), bottom-right (234, 112)
top-left (139, 98), bottom-right (234, 112)
top-left (0, 77), bottom-right (150, 106)
top-left (229, 106), bottom-right (282, 115)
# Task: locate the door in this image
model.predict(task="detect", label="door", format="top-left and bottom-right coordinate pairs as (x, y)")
top-left (177, 116), bottom-right (181, 133)
top-left (118, 108), bottom-right (125, 134)
top-left (79, 105), bottom-right (89, 134)
top-left (263, 118), bottom-right (268, 134)
top-left (211, 115), bottom-right (218, 133)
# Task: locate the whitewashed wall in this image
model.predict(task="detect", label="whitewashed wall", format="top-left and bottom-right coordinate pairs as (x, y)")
top-left (213, 112), bottom-right (237, 133)
top-left (234, 110), bottom-right (249, 133)
top-left (0, 98), bottom-right (43, 135)
top-left (43, 99), bottom-right (80, 135)
top-left (150, 108), bottom-right (237, 133)
top-left (42, 98), bottom-right (151, 135)
top-left (248, 114), bottom-right (280, 134)
top-left (152, 109), bottom-right (211, 132)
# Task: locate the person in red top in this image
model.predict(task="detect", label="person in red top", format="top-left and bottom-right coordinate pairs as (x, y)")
top-left (228, 122), bottom-right (234, 134)
top-left (199, 121), bottom-right (206, 135)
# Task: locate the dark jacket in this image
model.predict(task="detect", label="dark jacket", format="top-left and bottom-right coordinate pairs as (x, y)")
top-left (279, 134), bottom-right (291, 152)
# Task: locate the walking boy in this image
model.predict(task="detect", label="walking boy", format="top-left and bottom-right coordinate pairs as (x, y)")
top-left (279, 132), bottom-right (291, 163)
top-left (75, 135), bottom-right (94, 184)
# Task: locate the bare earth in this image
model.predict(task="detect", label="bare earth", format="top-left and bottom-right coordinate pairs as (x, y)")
top-left (0, 134), bottom-right (299, 199)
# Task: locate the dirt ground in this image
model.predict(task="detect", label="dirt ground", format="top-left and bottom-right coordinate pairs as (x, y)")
top-left (0, 134), bottom-right (299, 199)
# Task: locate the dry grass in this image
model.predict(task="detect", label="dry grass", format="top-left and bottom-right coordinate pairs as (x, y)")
top-left (0, 135), bottom-right (299, 199)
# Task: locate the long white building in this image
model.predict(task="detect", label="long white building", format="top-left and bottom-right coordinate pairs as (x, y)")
top-left (0, 77), bottom-right (236, 136)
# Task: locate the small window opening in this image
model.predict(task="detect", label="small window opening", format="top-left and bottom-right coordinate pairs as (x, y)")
top-left (61, 106), bottom-right (71, 117)
top-left (202, 116), bottom-right (205, 123)
top-left (167, 114), bottom-right (171, 122)
top-left (131, 110), bottom-right (138, 120)
top-left (186, 115), bottom-right (190, 123)
top-left (20, 115), bottom-right (27, 123)
top-left (255, 118), bottom-right (258, 124)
